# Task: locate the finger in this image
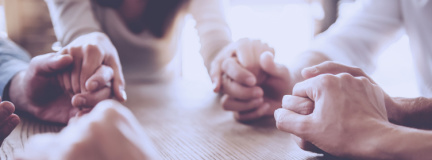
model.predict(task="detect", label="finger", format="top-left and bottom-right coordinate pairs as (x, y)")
top-left (235, 103), bottom-right (270, 121)
top-left (80, 45), bottom-right (104, 93)
top-left (221, 74), bottom-right (263, 100)
top-left (105, 56), bottom-right (127, 102)
top-left (71, 87), bottom-right (112, 108)
top-left (57, 74), bottom-right (65, 92)
top-left (0, 114), bottom-right (20, 143)
top-left (85, 65), bottom-right (114, 92)
top-left (210, 43), bottom-right (237, 93)
top-left (221, 94), bottom-right (263, 112)
top-left (0, 101), bottom-right (14, 122)
top-left (301, 61), bottom-right (376, 84)
top-left (210, 58), bottom-right (224, 93)
top-left (30, 53), bottom-right (73, 76)
top-left (291, 76), bottom-right (325, 100)
top-left (62, 72), bottom-right (74, 96)
top-left (282, 95), bottom-right (314, 115)
top-left (221, 58), bottom-right (256, 86)
top-left (69, 47), bottom-right (84, 94)
top-left (260, 51), bottom-right (289, 78)
top-left (274, 108), bottom-right (311, 137)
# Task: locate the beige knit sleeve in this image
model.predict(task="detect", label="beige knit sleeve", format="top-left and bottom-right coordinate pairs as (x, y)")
top-left (45, 0), bottom-right (102, 46)
top-left (189, 0), bottom-right (232, 71)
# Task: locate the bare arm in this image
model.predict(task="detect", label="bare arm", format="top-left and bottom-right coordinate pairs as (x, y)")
top-left (387, 97), bottom-right (432, 129)
top-left (375, 123), bottom-right (432, 160)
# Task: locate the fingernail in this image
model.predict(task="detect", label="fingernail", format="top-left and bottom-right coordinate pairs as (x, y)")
top-left (75, 97), bottom-right (87, 106)
top-left (282, 95), bottom-right (289, 102)
top-left (305, 67), bottom-right (318, 74)
top-left (121, 90), bottom-right (127, 101)
top-left (89, 81), bottom-right (98, 91)
top-left (274, 109), bottom-right (283, 120)
top-left (253, 89), bottom-right (263, 97)
top-left (246, 77), bottom-right (256, 86)
top-left (212, 82), bottom-right (218, 92)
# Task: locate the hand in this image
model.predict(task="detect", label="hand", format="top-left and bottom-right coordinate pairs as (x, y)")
top-left (17, 100), bottom-right (159, 160)
top-left (9, 53), bottom-right (113, 123)
top-left (231, 52), bottom-right (292, 121)
top-left (300, 61), bottom-right (401, 124)
top-left (275, 72), bottom-right (390, 159)
top-left (211, 38), bottom-right (274, 92)
top-left (0, 97), bottom-right (20, 145)
top-left (59, 32), bottom-right (126, 102)
top-left (210, 38), bottom-right (285, 121)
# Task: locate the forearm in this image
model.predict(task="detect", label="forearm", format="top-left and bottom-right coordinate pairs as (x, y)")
top-left (387, 97), bottom-right (432, 129)
top-left (374, 123), bottom-right (432, 160)
top-left (45, 0), bottom-right (102, 45)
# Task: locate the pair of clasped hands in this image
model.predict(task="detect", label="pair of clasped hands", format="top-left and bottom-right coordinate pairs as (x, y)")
top-left (6, 32), bottom-right (126, 126)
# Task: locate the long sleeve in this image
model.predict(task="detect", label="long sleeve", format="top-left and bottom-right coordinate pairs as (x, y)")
top-left (45, 0), bottom-right (101, 46)
top-left (189, 0), bottom-right (232, 71)
top-left (0, 37), bottom-right (30, 98)
top-left (308, 0), bottom-right (403, 74)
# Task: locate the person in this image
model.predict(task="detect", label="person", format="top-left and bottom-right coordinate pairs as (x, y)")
top-left (218, 0), bottom-right (432, 158)
top-left (0, 36), bottom-right (114, 145)
top-left (44, 0), bottom-right (275, 119)
top-left (276, 62), bottom-right (432, 159)
top-left (16, 99), bottom-right (159, 160)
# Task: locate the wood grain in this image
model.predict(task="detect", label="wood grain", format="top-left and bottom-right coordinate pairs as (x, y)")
top-left (1, 79), bottom-right (326, 159)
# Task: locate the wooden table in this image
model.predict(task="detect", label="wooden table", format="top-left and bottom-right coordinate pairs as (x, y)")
top-left (1, 79), bottom-right (327, 159)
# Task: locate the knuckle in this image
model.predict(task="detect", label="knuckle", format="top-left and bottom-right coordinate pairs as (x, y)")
top-left (321, 61), bottom-right (335, 67)
top-left (338, 72), bottom-right (353, 80)
top-left (68, 46), bottom-right (82, 57)
top-left (317, 74), bottom-right (337, 87)
top-left (84, 44), bottom-right (99, 54)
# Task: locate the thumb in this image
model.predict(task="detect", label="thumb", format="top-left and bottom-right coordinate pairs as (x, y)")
top-left (210, 60), bottom-right (223, 93)
top-left (274, 108), bottom-right (310, 137)
top-left (31, 53), bottom-right (73, 76)
top-left (260, 51), bottom-right (288, 78)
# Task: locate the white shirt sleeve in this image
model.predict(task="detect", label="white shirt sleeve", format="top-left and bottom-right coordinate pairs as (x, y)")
top-left (189, 0), bottom-right (232, 70)
top-left (45, 0), bottom-right (102, 46)
top-left (308, 0), bottom-right (403, 74)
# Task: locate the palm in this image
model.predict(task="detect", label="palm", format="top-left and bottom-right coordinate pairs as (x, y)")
top-left (23, 65), bottom-right (78, 124)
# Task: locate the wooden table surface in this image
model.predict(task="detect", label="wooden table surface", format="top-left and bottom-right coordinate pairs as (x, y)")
top-left (0, 79), bottom-right (330, 159)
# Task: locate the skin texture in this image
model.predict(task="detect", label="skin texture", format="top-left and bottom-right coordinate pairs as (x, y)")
top-left (211, 38), bottom-right (292, 121)
top-left (16, 100), bottom-right (159, 160)
top-left (275, 72), bottom-right (390, 159)
top-left (8, 53), bottom-right (114, 124)
top-left (0, 97), bottom-right (20, 146)
top-left (59, 32), bottom-right (127, 103)
top-left (277, 62), bottom-right (432, 159)
top-left (213, 50), bottom-right (333, 121)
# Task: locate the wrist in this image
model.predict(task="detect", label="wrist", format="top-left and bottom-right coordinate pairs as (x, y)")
top-left (384, 96), bottom-right (405, 124)
top-left (373, 123), bottom-right (432, 160)
top-left (364, 122), bottom-right (402, 160)
top-left (8, 71), bottom-right (35, 114)
top-left (388, 97), bottom-right (432, 129)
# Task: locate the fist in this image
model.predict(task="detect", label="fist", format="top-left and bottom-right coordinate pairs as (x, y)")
top-left (235, 38), bottom-right (275, 85)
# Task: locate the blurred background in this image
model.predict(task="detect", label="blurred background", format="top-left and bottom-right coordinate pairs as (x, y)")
top-left (0, 0), bottom-right (418, 97)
